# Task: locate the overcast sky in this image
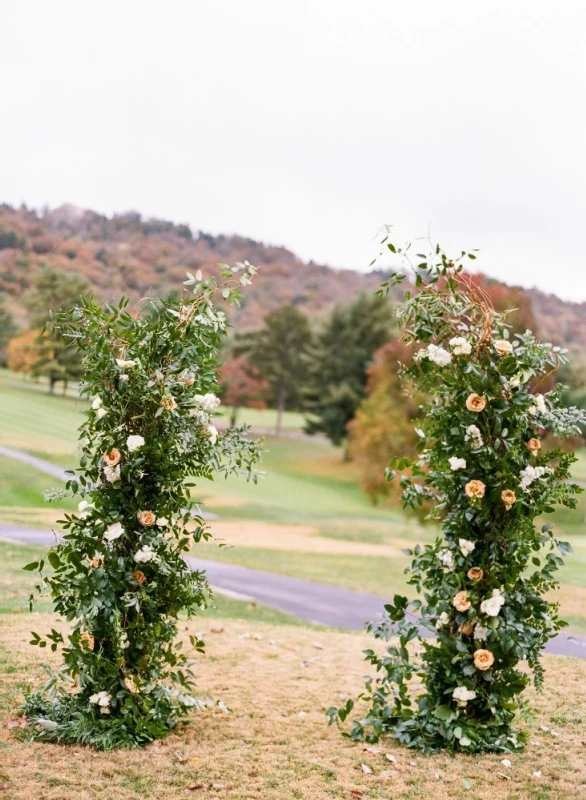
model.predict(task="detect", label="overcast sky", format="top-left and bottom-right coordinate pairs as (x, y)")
top-left (1, 1), bottom-right (585, 302)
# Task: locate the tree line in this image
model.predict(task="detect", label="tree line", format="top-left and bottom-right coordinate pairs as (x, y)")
top-left (2, 265), bottom-right (585, 505)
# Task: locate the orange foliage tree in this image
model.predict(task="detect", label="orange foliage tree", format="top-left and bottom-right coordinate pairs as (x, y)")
top-left (219, 355), bottom-right (269, 426)
top-left (348, 338), bottom-right (421, 503)
top-left (7, 328), bottom-right (41, 374)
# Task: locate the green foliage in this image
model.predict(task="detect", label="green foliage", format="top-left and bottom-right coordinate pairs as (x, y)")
top-left (304, 294), bottom-right (393, 445)
top-left (234, 305), bottom-right (312, 433)
top-left (329, 238), bottom-right (586, 753)
top-left (0, 295), bottom-right (17, 365)
top-left (23, 261), bottom-right (263, 749)
top-left (25, 265), bottom-right (91, 328)
top-left (22, 266), bottom-right (92, 392)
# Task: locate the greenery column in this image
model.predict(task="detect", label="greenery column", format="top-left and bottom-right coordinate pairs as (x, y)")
top-left (24, 262), bottom-right (263, 749)
top-left (329, 241), bottom-right (585, 753)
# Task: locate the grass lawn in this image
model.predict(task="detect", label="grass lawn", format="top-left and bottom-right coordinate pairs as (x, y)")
top-left (1, 539), bottom-right (586, 800)
top-left (2, 369), bottom-right (586, 632)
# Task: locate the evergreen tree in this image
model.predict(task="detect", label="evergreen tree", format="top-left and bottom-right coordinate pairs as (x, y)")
top-left (304, 294), bottom-right (393, 445)
top-left (234, 305), bottom-right (312, 435)
top-left (24, 266), bottom-right (90, 392)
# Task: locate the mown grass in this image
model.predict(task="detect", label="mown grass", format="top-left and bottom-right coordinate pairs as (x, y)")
top-left (1, 369), bottom-right (586, 632)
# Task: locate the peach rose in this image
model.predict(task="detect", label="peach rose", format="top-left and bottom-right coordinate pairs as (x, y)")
top-left (137, 510), bottom-right (156, 527)
top-left (468, 567), bottom-right (483, 581)
top-left (133, 570), bottom-right (146, 585)
top-left (89, 556), bottom-right (102, 569)
top-left (465, 479), bottom-right (486, 499)
top-left (124, 676), bottom-right (138, 694)
top-left (80, 632), bottom-right (95, 651)
top-left (473, 649), bottom-right (495, 671)
top-left (494, 339), bottom-right (513, 357)
top-left (527, 438), bottom-right (541, 453)
top-left (103, 448), bottom-right (121, 467)
top-left (452, 591), bottom-right (471, 612)
top-left (501, 489), bottom-right (516, 509)
top-left (459, 623), bottom-right (474, 636)
top-left (180, 374), bottom-right (195, 386)
top-left (466, 393), bottom-right (487, 412)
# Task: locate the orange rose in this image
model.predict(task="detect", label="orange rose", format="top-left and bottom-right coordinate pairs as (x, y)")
top-left (459, 623), bottom-right (474, 636)
top-left (133, 570), bottom-right (146, 585)
top-left (468, 567), bottom-right (483, 581)
top-left (501, 489), bottom-right (516, 509)
top-left (494, 339), bottom-right (513, 357)
top-left (137, 510), bottom-right (156, 527)
top-left (452, 591), bottom-right (471, 612)
top-left (473, 649), bottom-right (495, 671)
top-left (527, 438), bottom-right (541, 453)
top-left (103, 448), bottom-right (121, 467)
top-left (80, 632), bottom-right (95, 651)
top-left (465, 480), bottom-right (486, 499)
top-left (466, 393), bottom-right (487, 412)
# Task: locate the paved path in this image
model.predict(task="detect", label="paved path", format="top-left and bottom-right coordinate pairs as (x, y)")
top-left (0, 446), bottom-right (69, 481)
top-left (2, 525), bottom-right (585, 659)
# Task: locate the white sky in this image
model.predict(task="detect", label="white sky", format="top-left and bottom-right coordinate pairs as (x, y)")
top-left (1, 1), bottom-right (585, 302)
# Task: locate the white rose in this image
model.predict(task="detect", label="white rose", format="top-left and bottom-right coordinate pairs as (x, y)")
top-left (458, 538), bottom-right (476, 557)
top-left (194, 392), bottom-right (220, 411)
top-left (104, 522), bottom-right (124, 542)
top-left (96, 407), bottom-right (108, 419)
top-left (92, 397), bottom-right (102, 410)
top-left (452, 686), bottom-right (476, 707)
top-left (104, 464), bottom-right (120, 483)
top-left (78, 499), bottom-right (93, 518)
top-left (89, 691), bottom-right (111, 707)
top-left (473, 624), bottom-right (489, 640)
top-left (134, 545), bottom-right (157, 564)
top-left (156, 517), bottom-right (168, 527)
top-left (464, 425), bottom-right (483, 449)
top-left (206, 424), bottom-right (218, 446)
top-left (449, 457), bottom-right (467, 471)
top-left (126, 435), bottom-right (145, 452)
top-left (480, 588), bottom-right (505, 617)
top-left (427, 344), bottom-right (452, 366)
top-left (449, 336), bottom-right (472, 356)
top-left (435, 611), bottom-right (450, 629)
top-left (116, 358), bottom-right (136, 368)
top-left (438, 549), bottom-right (454, 571)
top-left (528, 393), bottom-right (547, 416)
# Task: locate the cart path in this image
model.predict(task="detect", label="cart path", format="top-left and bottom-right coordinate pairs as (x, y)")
top-left (1, 525), bottom-right (585, 659)
top-left (0, 445), bottom-right (69, 481)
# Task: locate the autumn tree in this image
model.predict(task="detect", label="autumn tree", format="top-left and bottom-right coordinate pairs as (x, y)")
top-left (7, 328), bottom-right (40, 374)
top-left (304, 294), bottom-right (393, 445)
top-left (0, 296), bottom-right (17, 365)
top-left (219, 354), bottom-right (269, 426)
top-left (348, 338), bottom-right (421, 502)
top-left (234, 305), bottom-right (312, 435)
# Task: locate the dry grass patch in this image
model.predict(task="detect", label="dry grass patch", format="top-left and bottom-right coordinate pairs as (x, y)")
top-left (0, 507), bottom-right (68, 529)
top-left (1, 614), bottom-right (586, 799)
top-left (206, 520), bottom-right (408, 558)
